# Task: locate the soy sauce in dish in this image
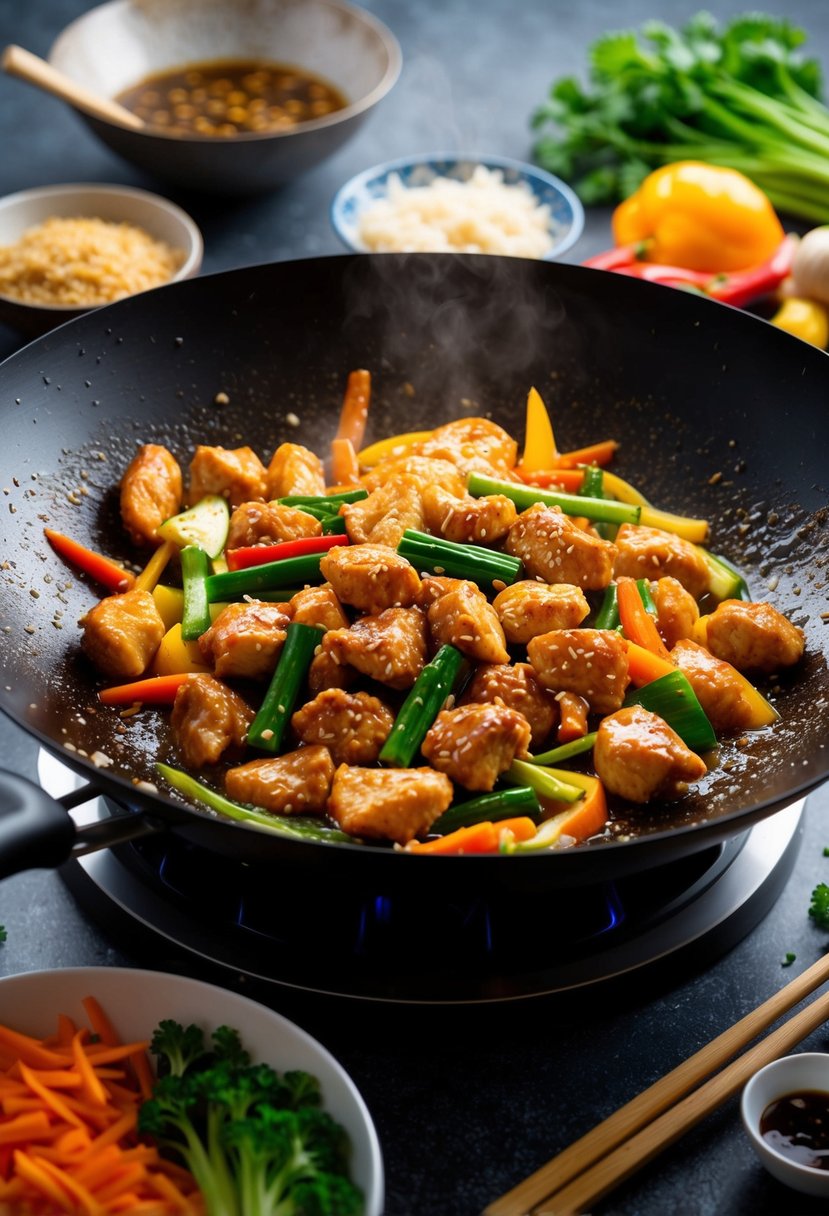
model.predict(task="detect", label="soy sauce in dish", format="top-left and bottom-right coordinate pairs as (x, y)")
top-left (760, 1090), bottom-right (829, 1169)
top-left (115, 59), bottom-right (347, 137)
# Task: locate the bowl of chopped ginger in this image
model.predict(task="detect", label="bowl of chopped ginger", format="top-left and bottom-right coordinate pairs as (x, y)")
top-left (0, 182), bottom-right (203, 336)
top-left (0, 965), bottom-right (383, 1214)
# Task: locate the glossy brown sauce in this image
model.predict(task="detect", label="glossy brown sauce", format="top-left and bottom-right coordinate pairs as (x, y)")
top-left (761, 1090), bottom-right (829, 1170)
top-left (115, 59), bottom-right (347, 137)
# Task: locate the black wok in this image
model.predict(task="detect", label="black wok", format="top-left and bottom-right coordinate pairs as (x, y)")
top-left (0, 253), bottom-right (827, 895)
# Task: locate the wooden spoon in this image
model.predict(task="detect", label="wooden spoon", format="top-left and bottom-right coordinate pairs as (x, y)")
top-left (2, 44), bottom-right (144, 131)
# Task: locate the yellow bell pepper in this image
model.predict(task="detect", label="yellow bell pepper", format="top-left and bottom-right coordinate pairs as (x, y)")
top-left (770, 297), bottom-right (829, 348)
top-left (612, 162), bottom-right (785, 273)
top-left (152, 622), bottom-right (210, 676)
top-left (520, 386), bottom-right (558, 471)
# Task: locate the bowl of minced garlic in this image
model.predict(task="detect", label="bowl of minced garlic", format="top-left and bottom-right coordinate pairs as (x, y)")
top-left (0, 182), bottom-right (202, 334)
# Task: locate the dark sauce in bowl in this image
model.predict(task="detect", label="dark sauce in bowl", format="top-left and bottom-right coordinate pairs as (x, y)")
top-left (116, 59), bottom-right (347, 137)
top-left (761, 1090), bottom-right (829, 1170)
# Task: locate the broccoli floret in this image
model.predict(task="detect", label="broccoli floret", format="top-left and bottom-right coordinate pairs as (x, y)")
top-left (809, 882), bottom-right (829, 929)
top-left (138, 1020), bottom-right (363, 1216)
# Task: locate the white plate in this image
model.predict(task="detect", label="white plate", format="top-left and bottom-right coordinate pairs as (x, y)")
top-left (0, 966), bottom-right (384, 1215)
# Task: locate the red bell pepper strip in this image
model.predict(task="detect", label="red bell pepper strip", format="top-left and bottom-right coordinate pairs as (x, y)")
top-left (225, 533), bottom-right (348, 571)
top-left (44, 529), bottom-right (135, 594)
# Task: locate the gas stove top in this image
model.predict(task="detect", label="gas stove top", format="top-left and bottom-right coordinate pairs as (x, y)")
top-left (43, 752), bottom-right (805, 1005)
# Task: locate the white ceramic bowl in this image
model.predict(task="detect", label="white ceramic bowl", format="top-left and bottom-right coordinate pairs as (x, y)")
top-left (330, 152), bottom-right (585, 260)
top-left (741, 1052), bottom-right (829, 1197)
top-left (0, 966), bottom-right (383, 1214)
top-left (47, 0), bottom-right (402, 194)
top-left (0, 181), bottom-right (203, 336)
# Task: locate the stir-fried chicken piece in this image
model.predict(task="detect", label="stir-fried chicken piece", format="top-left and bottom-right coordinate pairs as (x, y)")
top-left (361, 454), bottom-right (466, 497)
top-left (289, 584), bottom-right (349, 632)
top-left (427, 579), bottom-right (509, 665)
top-left (322, 607), bottom-right (427, 689)
top-left (671, 638), bottom-right (772, 733)
top-left (594, 705), bottom-right (707, 804)
top-left (188, 445), bottom-right (268, 508)
top-left (557, 691), bottom-right (590, 743)
top-left (421, 485), bottom-right (517, 545)
top-left (342, 475), bottom-right (424, 547)
top-left (198, 601), bottom-right (292, 680)
top-left (462, 662), bottom-right (557, 748)
top-left (493, 580), bottom-right (590, 645)
top-left (320, 543), bottom-right (421, 613)
top-left (327, 764), bottom-right (453, 844)
top-left (170, 673), bottom-right (253, 768)
top-left (80, 588), bottom-right (165, 680)
top-left (266, 442), bottom-right (326, 499)
top-left (704, 599), bottom-right (805, 673)
top-left (528, 628), bottom-right (630, 715)
top-left (291, 688), bottom-right (394, 765)
top-left (307, 649), bottom-right (358, 695)
top-left (614, 524), bottom-right (709, 599)
top-left (415, 575), bottom-right (460, 609)
top-left (415, 417), bottom-right (518, 479)
top-left (226, 501), bottom-right (321, 549)
top-left (505, 504), bottom-right (616, 590)
top-left (651, 576), bottom-right (700, 649)
top-left (120, 443), bottom-right (183, 547)
top-left (422, 702), bottom-right (532, 791)
top-left (225, 745), bottom-right (334, 814)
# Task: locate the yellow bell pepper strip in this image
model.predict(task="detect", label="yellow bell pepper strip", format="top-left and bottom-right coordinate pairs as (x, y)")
top-left (520, 386), bottom-right (558, 471)
top-left (404, 817), bottom-right (538, 855)
top-left (770, 297), bottom-right (829, 348)
top-left (356, 430), bottom-right (432, 467)
top-left (612, 162), bottom-right (785, 273)
top-left (152, 622), bottom-right (210, 677)
top-left (134, 540), bottom-right (177, 594)
top-left (43, 529), bottom-right (135, 594)
top-left (152, 584), bottom-right (184, 631)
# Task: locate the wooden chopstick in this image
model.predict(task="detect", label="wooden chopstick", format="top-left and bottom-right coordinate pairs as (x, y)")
top-left (484, 949), bottom-right (829, 1216)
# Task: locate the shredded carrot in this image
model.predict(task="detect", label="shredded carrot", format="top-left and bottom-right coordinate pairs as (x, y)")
top-left (0, 998), bottom-right (203, 1214)
top-left (336, 368), bottom-right (371, 449)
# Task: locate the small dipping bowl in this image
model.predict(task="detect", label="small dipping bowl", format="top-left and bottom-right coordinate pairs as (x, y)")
top-left (741, 1052), bottom-right (829, 1197)
top-left (331, 152), bottom-right (585, 260)
top-left (0, 182), bottom-right (203, 336)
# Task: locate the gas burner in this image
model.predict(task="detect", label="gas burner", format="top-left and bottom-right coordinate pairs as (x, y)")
top-left (43, 752), bottom-right (805, 1005)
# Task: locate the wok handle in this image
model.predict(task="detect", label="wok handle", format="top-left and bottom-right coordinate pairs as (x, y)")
top-left (0, 771), bottom-right (164, 880)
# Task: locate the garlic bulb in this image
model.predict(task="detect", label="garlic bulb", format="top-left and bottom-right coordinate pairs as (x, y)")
top-left (790, 227), bottom-right (829, 304)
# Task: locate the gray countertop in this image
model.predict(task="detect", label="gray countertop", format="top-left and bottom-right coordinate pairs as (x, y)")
top-left (2, 2), bottom-right (829, 1214)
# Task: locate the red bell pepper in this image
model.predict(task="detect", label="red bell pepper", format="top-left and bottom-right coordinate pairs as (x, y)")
top-left (225, 533), bottom-right (348, 571)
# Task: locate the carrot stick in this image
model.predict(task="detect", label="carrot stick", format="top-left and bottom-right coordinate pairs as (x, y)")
top-left (406, 817), bottom-right (537, 854)
top-left (626, 639), bottom-right (676, 686)
top-left (0, 1111), bottom-right (52, 1145)
top-left (336, 369), bottom-right (371, 449)
top-left (72, 1033), bottom-right (108, 1107)
top-left (538, 775), bottom-right (608, 845)
top-left (616, 577), bottom-right (672, 661)
top-left (513, 466), bottom-right (586, 491)
top-left (44, 529), bottom-right (135, 594)
top-left (98, 673), bottom-right (193, 706)
top-left (556, 439), bottom-right (619, 468)
top-left (81, 998), bottom-right (154, 1102)
top-left (23, 1152), bottom-right (106, 1215)
top-left (13, 1150), bottom-right (76, 1210)
top-left (330, 437), bottom-right (361, 487)
top-left (0, 1028), bottom-right (71, 1070)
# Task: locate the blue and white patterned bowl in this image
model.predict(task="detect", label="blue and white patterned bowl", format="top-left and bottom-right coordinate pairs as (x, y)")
top-left (331, 153), bottom-right (584, 260)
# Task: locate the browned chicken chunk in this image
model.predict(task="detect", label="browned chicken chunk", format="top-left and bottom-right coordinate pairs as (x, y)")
top-left (493, 580), bottom-right (590, 645)
top-left (415, 417), bottom-right (518, 479)
top-left (462, 661), bottom-right (558, 748)
top-left (671, 638), bottom-right (774, 733)
top-left (361, 455), bottom-right (466, 497)
top-left (307, 650), bottom-right (358, 695)
top-left (291, 688), bottom-right (394, 765)
top-left (266, 442), bottom-right (325, 499)
top-left (614, 524), bottom-right (709, 599)
top-left (422, 702), bottom-right (532, 791)
top-left (594, 705), bottom-right (707, 803)
top-left (289, 584), bottom-right (349, 632)
top-left (327, 765), bottom-right (453, 844)
top-left (421, 485), bottom-right (517, 545)
top-left (704, 599), bottom-right (805, 673)
top-left (415, 575), bottom-right (461, 609)
top-left (427, 579), bottom-right (509, 664)
top-left (120, 443), bottom-right (183, 547)
top-left (198, 601), bottom-right (293, 680)
top-left (651, 576), bottom-right (700, 649)
top-left (319, 544), bottom-right (421, 613)
top-left (322, 607), bottom-right (427, 690)
top-left (189, 445), bottom-right (268, 508)
top-left (80, 588), bottom-right (165, 680)
top-left (505, 504), bottom-right (616, 590)
top-left (342, 475), bottom-right (424, 548)
top-left (528, 628), bottom-right (630, 715)
top-left (225, 745), bottom-right (334, 814)
top-left (170, 673), bottom-right (253, 768)
top-left (226, 501), bottom-right (321, 549)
